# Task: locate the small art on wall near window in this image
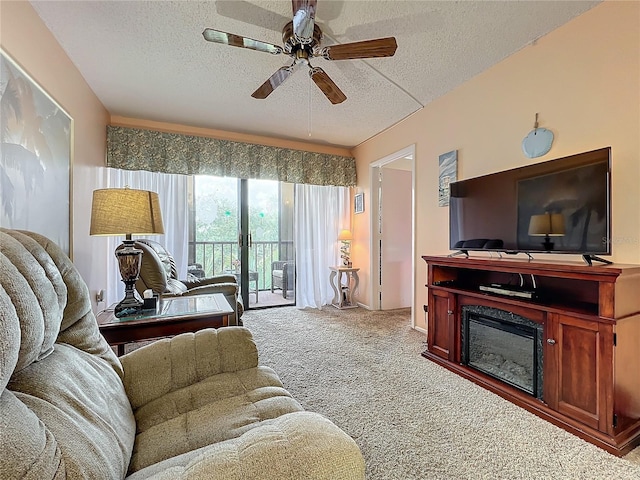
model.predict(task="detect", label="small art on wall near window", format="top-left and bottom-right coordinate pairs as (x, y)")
top-left (438, 150), bottom-right (458, 207)
top-left (0, 50), bottom-right (73, 256)
top-left (354, 192), bottom-right (364, 214)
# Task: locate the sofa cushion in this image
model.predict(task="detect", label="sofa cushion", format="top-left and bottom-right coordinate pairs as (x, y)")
top-left (135, 240), bottom-right (180, 294)
top-left (138, 239), bottom-right (179, 279)
top-left (120, 328), bottom-right (261, 410)
top-left (0, 231), bottom-right (65, 373)
top-left (126, 412), bottom-right (366, 480)
top-left (128, 365), bottom-right (304, 473)
top-left (5, 344), bottom-right (136, 478)
top-left (0, 228), bottom-right (136, 479)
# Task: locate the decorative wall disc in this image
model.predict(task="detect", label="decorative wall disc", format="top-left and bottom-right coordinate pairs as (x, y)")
top-left (522, 127), bottom-right (554, 158)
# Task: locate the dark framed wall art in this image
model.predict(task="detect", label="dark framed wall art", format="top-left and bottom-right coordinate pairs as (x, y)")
top-left (0, 49), bottom-right (73, 256)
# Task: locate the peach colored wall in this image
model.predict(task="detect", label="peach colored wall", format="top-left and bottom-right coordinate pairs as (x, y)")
top-left (1, 2), bottom-right (354, 312)
top-left (111, 116), bottom-right (352, 158)
top-left (1, 0), bottom-right (111, 310)
top-left (5, 2), bottom-right (637, 321)
top-left (352, 2), bottom-right (640, 331)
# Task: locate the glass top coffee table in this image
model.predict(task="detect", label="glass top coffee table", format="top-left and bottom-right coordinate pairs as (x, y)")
top-left (97, 293), bottom-right (234, 356)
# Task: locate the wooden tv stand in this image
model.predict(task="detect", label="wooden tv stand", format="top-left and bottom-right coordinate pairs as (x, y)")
top-left (422, 255), bottom-right (640, 456)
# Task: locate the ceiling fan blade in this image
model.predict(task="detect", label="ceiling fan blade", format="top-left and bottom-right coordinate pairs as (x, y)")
top-left (252, 66), bottom-right (295, 99)
top-left (309, 67), bottom-right (346, 105)
top-left (321, 37), bottom-right (398, 61)
top-left (202, 28), bottom-right (283, 55)
top-left (292, 0), bottom-right (317, 44)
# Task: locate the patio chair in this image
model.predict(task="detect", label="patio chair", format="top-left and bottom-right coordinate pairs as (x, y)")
top-left (271, 260), bottom-right (295, 299)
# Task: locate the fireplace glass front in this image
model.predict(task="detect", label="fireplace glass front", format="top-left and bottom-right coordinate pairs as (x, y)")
top-left (461, 305), bottom-right (543, 399)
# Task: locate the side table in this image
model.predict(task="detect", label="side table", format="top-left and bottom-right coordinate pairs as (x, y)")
top-left (225, 270), bottom-right (259, 302)
top-left (329, 266), bottom-right (360, 309)
top-left (97, 292), bottom-right (234, 356)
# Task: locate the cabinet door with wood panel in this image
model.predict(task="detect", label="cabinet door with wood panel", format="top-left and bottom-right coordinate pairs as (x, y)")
top-left (427, 289), bottom-right (456, 361)
top-left (545, 313), bottom-right (613, 432)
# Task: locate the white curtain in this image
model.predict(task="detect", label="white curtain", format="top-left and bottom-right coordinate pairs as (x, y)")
top-left (104, 168), bottom-right (189, 306)
top-left (294, 184), bottom-right (350, 309)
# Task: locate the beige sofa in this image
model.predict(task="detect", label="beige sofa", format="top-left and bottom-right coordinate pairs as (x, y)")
top-left (0, 229), bottom-right (365, 479)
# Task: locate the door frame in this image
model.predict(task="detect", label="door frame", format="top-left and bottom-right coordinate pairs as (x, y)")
top-left (369, 144), bottom-right (417, 329)
top-left (240, 178), bottom-right (296, 311)
top-left (238, 178), bottom-right (250, 311)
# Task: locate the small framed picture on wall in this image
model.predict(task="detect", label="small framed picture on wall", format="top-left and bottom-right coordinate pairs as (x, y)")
top-left (438, 150), bottom-right (458, 207)
top-left (354, 193), bottom-right (364, 214)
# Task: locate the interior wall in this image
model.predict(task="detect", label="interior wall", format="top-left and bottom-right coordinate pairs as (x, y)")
top-left (1, 0), bottom-right (111, 311)
top-left (352, 1), bottom-right (640, 331)
top-left (1, 2), bottom-right (353, 313)
top-left (380, 166), bottom-right (412, 310)
top-left (5, 2), bottom-right (637, 320)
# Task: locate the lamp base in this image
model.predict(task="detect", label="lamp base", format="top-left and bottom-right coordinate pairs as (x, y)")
top-left (114, 240), bottom-right (143, 318)
top-left (114, 288), bottom-right (143, 318)
top-left (340, 240), bottom-right (351, 268)
top-left (541, 235), bottom-right (555, 251)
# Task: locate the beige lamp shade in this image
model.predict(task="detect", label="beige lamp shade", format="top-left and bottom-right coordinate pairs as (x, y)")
top-left (528, 213), bottom-right (565, 236)
top-left (90, 188), bottom-right (164, 237)
top-left (338, 229), bottom-right (353, 241)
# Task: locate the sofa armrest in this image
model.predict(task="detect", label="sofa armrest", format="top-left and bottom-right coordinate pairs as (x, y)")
top-left (180, 282), bottom-right (238, 297)
top-left (120, 327), bottom-right (258, 410)
top-left (181, 275), bottom-right (237, 290)
top-left (127, 412), bottom-right (366, 480)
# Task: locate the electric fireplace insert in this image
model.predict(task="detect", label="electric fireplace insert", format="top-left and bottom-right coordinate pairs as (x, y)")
top-left (461, 305), bottom-right (544, 400)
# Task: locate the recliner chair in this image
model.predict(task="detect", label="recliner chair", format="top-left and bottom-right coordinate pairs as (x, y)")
top-left (133, 239), bottom-right (243, 324)
top-left (0, 228), bottom-right (365, 479)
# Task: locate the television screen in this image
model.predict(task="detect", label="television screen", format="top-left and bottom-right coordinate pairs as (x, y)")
top-left (449, 147), bottom-right (611, 256)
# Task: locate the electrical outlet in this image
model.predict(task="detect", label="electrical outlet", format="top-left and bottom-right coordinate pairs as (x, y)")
top-left (96, 289), bottom-right (105, 303)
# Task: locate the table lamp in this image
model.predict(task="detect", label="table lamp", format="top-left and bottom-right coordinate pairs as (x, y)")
top-left (528, 212), bottom-right (565, 251)
top-left (338, 229), bottom-right (353, 267)
top-left (90, 187), bottom-right (164, 317)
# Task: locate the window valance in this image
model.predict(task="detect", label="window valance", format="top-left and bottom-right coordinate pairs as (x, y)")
top-left (106, 126), bottom-right (356, 186)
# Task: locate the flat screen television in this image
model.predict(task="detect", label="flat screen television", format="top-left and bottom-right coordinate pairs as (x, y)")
top-left (449, 147), bottom-right (611, 264)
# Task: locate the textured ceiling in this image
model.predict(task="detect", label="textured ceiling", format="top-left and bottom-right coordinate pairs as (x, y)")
top-left (30, 1), bottom-right (601, 149)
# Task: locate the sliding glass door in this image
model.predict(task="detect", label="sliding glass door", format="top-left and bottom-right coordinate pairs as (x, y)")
top-left (189, 176), bottom-right (295, 310)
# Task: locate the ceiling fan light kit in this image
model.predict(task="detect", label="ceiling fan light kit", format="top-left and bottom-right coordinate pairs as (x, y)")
top-left (202, 0), bottom-right (397, 104)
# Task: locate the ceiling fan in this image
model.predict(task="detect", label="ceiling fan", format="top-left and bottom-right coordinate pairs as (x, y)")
top-left (202, 0), bottom-right (397, 105)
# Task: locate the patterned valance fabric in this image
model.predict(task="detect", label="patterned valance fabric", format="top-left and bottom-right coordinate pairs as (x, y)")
top-left (106, 126), bottom-right (356, 186)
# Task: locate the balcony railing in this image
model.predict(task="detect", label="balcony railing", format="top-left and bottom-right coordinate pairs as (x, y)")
top-left (189, 240), bottom-right (294, 291)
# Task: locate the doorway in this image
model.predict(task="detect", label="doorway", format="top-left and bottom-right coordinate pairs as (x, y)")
top-left (369, 145), bottom-right (416, 328)
top-left (188, 176), bottom-right (296, 310)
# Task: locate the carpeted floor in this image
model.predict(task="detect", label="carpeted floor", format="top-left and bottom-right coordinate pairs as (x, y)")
top-left (241, 306), bottom-right (640, 480)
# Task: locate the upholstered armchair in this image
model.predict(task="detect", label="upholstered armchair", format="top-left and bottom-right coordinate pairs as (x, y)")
top-left (0, 228), bottom-right (366, 479)
top-left (271, 260), bottom-right (295, 299)
top-left (132, 239), bottom-right (243, 324)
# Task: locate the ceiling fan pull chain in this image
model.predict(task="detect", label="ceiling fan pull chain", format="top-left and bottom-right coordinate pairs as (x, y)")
top-left (308, 74), bottom-right (312, 137)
